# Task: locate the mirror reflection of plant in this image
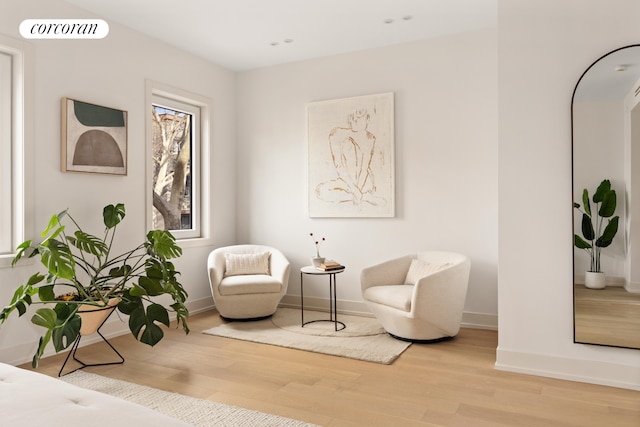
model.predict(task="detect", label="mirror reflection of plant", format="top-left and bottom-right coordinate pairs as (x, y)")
top-left (573, 179), bottom-right (619, 273)
top-left (0, 203), bottom-right (190, 368)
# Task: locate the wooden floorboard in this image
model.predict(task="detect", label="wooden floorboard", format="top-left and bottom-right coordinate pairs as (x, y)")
top-left (21, 309), bottom-right (640, 427)
top-left (574, 284), bottom-right (640, 348)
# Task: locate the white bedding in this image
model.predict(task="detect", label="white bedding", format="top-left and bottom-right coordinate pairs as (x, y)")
top-left (0, 363), bottom-right (191, 426)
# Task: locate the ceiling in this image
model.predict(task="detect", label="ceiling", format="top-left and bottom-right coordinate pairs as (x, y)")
top-left (573, 45), bottom-right (640, 102)
top-left (64, 0), bottom-right (497, 71)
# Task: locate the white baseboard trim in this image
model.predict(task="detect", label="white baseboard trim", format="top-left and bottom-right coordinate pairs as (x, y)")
top-left (575, 276), bottom-right (640, 293)
top-left (461, 311), bottom-right (498, 331)
top-left (280, 294), bottom-right (374, 317)
top-left (495, 348), bottom-right (640, 391)
top-left (2, 296), bottom-right (215, 367)
top-left (280, 295), bottom-right (498, 330)
top-left (574, 275), bottom-right (625, 287)
top-left (625, 281), bottom-right (640, 294)
top-left (185, 295), bottom-right (215, 315)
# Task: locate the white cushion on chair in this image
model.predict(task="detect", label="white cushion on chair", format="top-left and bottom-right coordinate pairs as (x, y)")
top-left (219, 274), bottom-right (282, 296)
top-left (224, 252), bottom-right (270, 276)
top-left (404, 259), bottom-right (450, 285)
top-left (363, 285), bottom-right (413, 312)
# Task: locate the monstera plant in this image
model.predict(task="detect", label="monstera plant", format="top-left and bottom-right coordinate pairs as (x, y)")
top-left (573, 179), bottom-right (619, 276)
top-left (0, 203), bottom-right (190, 368)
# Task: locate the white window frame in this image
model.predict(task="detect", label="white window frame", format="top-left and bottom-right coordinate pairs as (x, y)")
top-left (0, 50), bottom-right (13, 254)
top-left (145, 80), bottom-right (211, 246)
top-left (0, 35), bottom-right (33, 268)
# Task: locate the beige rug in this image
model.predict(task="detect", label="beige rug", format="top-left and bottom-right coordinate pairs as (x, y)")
top-left (62, 371), bottom-right (317, 427)
top-left (203, 307), bottom-right (411, 364)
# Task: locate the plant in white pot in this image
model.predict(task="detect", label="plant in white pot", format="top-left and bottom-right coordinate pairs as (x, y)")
top-left (573, 179), bottom-right (619, 289)
top-left (0, 203), bottom-right (190, 368)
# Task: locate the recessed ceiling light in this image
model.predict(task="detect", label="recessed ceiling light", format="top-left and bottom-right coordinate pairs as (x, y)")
top-left (403, 15), bottom-right (413, 21)
top-left (384, 18), bottom-right (394, 24)
top-left (615, 64), bottom-right (628, 72)
top-left (270, 39), bottom-right (294, 47)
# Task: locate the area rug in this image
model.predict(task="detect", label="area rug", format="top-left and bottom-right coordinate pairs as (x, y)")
top-left (202, 307), bottom-right (411, 364)
top-left (62, 371), bottom-right (317, 427)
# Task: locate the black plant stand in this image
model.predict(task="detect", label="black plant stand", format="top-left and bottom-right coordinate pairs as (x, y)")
top-left (58, 306), bottom-right (124, 377)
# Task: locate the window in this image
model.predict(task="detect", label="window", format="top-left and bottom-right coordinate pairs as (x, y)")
top-left (146, 81), bottom-right (210, 243)
top-left (0, 36), bottom-right (31, 266)
top-left (0, 50), bottom-right (13, 254)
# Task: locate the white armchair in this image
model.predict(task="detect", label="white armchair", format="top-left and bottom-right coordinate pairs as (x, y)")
top-left (361, 251), bottom-right (471, 342)
top-left (207, 245), bottom-right (290, 320)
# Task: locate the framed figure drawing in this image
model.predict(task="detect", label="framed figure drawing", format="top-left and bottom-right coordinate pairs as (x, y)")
top-left (307, 92), bottom-right (394, 217)
top-left (61, 97), bottom-right (127, 175)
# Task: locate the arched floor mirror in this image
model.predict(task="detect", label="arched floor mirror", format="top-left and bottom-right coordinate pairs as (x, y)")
top-left (572, 45), bottom-right (640, 349)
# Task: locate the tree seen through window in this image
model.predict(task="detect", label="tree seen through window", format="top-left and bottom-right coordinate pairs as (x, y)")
top-left (152, 104), bottom-right (192, 231)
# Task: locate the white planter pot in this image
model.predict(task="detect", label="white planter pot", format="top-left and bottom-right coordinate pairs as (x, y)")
top-left (584, 271), bottom-right (606, 289)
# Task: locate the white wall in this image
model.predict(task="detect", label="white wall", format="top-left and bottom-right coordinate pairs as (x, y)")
top-left (0, 0), bottom-right (237, 365)
top-left (236, 28), bottom-right (498, 325)
top-left (498, 0), bottom-right (640, 390)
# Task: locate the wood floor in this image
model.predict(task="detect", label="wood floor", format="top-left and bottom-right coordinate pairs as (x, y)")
top-left (574, 284), bottom-right (640, 348)
top-left (22, 309), bottom-right (640, 427)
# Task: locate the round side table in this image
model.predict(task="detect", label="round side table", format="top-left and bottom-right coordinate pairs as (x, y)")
top-left (300, 265), bottom-right (346, 331)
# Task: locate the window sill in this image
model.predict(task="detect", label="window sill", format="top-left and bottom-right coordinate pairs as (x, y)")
top-left (0, 253), bottom-right (35, 269)
top-left (174, 236), bottom-right (213, 249)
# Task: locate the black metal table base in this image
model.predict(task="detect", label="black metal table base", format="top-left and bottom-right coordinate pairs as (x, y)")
top-left (302, 318), bottom-right (346, 331)
top-left (300, 268), bottom-right (346, 332)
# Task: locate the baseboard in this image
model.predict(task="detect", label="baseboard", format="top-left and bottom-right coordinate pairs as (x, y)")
top-left (495, 348), bottom-right (640, 391)
top-left (574, 276), bottom-right (640, 293)
top-left (279, 295), bottom-right (498, 330)
top-left (624, 281), bottom-right (640, 294)
top-left (574, 275), bottom-right (625, 287)
top-left (461, 311), bottom-right (498, 331)
top-left (185, 295), bottom-right (215, 315)
top-left (279, 294), bottom-right (374, 317)
top-left (2, 296), bottom-right (215, 367)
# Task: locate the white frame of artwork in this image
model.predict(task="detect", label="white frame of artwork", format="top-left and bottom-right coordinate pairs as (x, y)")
top-left (61, 97), bottom-right (128, 175)
top-left (307, 92), bottom-right (395, 217)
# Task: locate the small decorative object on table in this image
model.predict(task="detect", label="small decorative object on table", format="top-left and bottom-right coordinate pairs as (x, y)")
top-left (309, 232), bottom-right (326, 267)
top-left (317, 260), bottom-right (345, 271)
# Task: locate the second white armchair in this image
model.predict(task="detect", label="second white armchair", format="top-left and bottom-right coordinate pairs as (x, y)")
top-left (361, 251), bottom-right (470, 342)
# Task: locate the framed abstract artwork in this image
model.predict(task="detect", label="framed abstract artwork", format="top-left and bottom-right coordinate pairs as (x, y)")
top-left (307, 92), bottom-right (395, 217)
top-left (61, 97), bottom-right (127, 175)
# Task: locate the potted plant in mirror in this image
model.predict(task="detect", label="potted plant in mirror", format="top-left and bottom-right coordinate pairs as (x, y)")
top-left (0, 203), bottom-right (190, 368)
top-left (573, 179), bottom-right (619, 289)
